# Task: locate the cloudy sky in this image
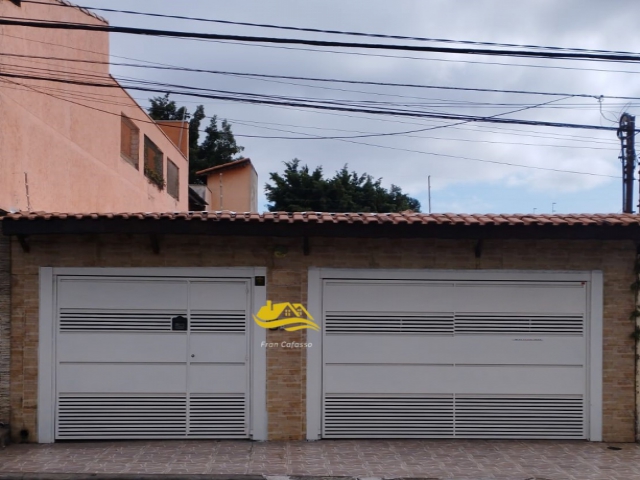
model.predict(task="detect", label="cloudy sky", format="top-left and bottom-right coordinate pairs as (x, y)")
top-left (77, 0), bottom-right (640, 214)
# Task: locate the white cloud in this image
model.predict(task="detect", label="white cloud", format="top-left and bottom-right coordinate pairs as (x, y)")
top-left (83, 0), bottom-right (638, 212)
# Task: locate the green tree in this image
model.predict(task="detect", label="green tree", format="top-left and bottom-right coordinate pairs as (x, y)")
top-left (147, 93), bottom-right (187, 121)
top-left (187, 105), bottom-right (206, 183)
top-left (265, 159), bottom-right (421, 212)
top-left (147, 96), bottom-right (244, 184)
top-left (265, 159), bottom-right (330, 212)
top-left (192, 116), bottom-right (244, 183)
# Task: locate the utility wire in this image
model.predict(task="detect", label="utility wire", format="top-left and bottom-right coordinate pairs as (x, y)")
top-left (5, 57), bottom-right (571, 139)
top-left (230, 119), bottom-right (618, 179)
top-left (227, 118), bottom-right (614, 150)
top-left (21, 0), bottom-right (640, 57)
top-left (0, 76), bottom-right (616, 150)
top-left (5, 29), bottom-right (640, 77)
top-left (0, 76), bottom-right (618, 179)
top-left (3, 18), bottom-right (640, 63)
top-left (0, 70), bottom-right (625, 132)
top-left (3, 51), bottom-right (639, 101)
top-left (0, 36), bottom-right (621, 142)
top-left (189, 37), bottom-right (640, 75)
top-left (0, 58), bottom-right (620, 144)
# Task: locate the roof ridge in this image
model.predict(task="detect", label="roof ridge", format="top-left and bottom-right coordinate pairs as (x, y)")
top-left (52, 0), bottom-right (108, 24)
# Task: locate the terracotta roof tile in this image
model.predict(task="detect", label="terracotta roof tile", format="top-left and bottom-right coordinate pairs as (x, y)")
top-left (4, 212), bottom-right (640, 229)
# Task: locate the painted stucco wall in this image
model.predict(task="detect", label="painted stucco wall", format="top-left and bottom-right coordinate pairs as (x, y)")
top-left (8, 234), bottom-right (637, 443)
top-left (0, 0), bottom-right (189, 213)
top-left (206, 165), bottom-right (259, 212)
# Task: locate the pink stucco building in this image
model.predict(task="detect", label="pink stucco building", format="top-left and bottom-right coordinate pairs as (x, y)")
top-left (197, 158), bottom-right (259, 212)
top-left (0, 0), bottom-right (189, 213)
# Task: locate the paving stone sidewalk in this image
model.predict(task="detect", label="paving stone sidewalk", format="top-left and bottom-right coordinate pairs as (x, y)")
top-left (0, 440), bottom-right (638, 480)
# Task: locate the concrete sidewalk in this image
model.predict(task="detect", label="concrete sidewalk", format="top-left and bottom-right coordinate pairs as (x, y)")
top-left (0, 440), bottom-right (638, 479)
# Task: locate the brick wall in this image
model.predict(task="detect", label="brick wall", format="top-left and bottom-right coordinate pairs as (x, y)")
top-left (9, 234), bottom-right (638, 442)
top-left (0, 224), bottom-right (9, 425)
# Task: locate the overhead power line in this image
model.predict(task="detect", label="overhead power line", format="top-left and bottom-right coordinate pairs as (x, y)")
top-left (0, 70), bottom-right (625, 132)
top-left (3, 51), bottom-right (639, 101)
top-left (5, 29), bottom-right (640, 77)
top-left (0, 58), bottom-right (624, 143)
top-left (0, 71), bottom-right (617, 148)
top-left (3, 18), bottom-right (640, 63)
top-left (21, 0), bottom-right (640, 57)
top-left (0, 78), bottom-right (611, 151)
top-left (0, 75), bottom-right (618, 179)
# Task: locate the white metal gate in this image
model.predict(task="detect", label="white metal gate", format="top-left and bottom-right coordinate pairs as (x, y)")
top-left (320, 278), bottom-right (590, 439)
top-left (54, 276), bottom-right (251, 439)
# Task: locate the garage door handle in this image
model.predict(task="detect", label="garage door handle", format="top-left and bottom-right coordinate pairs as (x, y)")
top-left (191, 354), bottom-right (195, 358)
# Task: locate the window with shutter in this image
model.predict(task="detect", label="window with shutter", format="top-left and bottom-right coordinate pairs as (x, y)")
top-left (120, 115), bottom-right (139, 168)
top-left (143, 136), bottom-right (164, 188)
top-left (167, 159), bottom-right (179, 200)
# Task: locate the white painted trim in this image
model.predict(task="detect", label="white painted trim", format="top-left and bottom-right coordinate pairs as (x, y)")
top-left (38, 267), bottom-right (268, 443)
top-left (312, 268), bottom-right (593, 282)
top-left (588, 270), bottom-right (603, 441)
top-left (50, 267), bottom-right (257, 278)
top-left (306, 268), bottom-right (323, 440)
top-left (37, 268), bottom-right (55, 443)
top-left (251, 267), bottom-right (268, 441)
top-left (306, 267), bottom-right (603, 442)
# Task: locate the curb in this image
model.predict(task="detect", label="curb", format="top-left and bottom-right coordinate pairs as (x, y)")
top-left (0, 475), bottom-right (267, 480)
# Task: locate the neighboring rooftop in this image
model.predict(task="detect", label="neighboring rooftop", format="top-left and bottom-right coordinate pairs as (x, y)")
top-left (196, 158), bottom-right (254, 176)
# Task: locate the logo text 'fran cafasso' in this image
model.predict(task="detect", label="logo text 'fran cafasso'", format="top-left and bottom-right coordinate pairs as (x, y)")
top-left (253, 301), bottom-right (320, 331)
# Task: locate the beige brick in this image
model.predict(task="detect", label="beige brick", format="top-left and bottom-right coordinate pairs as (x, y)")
top-left (0, 224), bottom-right (10, 424)
top-left (6, 234), bottom-right (637, 442)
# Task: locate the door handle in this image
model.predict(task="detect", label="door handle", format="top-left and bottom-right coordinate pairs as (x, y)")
top-left (191, 354), bottom-right (195, 358)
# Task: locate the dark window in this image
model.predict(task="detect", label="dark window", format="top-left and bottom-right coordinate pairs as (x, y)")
top-left (120, 115), bottom-right (139, 168)
top-left (144, 136), bottom-right (164, 188)
top-left (167, 159), bottom-right (179, 200)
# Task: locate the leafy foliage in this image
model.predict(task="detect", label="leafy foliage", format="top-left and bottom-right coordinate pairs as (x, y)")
top-left (191, 116), bottom-right (244, 183)
top-left (266, 159), bottom-right (421, 213)
top-left (147, 93), bottom-right (187, 121)
top-left (147, 95), bottom-right (244, 184)
top-left (144, 165), bottom-right (166, 190)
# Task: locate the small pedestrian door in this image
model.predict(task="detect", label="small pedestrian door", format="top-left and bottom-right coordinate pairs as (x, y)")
top-left (54, 276), bottom-right (251, 439)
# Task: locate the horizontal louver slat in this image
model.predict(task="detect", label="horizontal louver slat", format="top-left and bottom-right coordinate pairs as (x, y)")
top-left (57, 395), bottom-right (187, 439)
top-left (59, 310), bottom-right (183, 332)
top-left (188, 395), bottom-right (246, 437)
top-left (324, 396), bottom-right (454, 437)
top-left (190, 311), bottom-right (246, 333)
top-left (323, 395), bottom-right (584, 439)
top-left (455, 314), bottom-right (584, 335)
top-left (325, 314), bottom-right (454, 334)
top-left (456, 395), bottom-right (584, 438)
top-left (325, 313), bottom-right (583, 335)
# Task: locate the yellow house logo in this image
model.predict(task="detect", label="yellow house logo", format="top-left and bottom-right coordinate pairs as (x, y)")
top-left (253, 301), bottom-right (320, 331)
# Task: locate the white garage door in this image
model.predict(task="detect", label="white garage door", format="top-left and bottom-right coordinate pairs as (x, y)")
top-left (54, 276), bottom-right (251, 440)
top-left (321, 278), bottom-right (592, 439)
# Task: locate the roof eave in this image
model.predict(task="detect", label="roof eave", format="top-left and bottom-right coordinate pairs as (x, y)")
top-left (3, 217), bottom-right (640, 241)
